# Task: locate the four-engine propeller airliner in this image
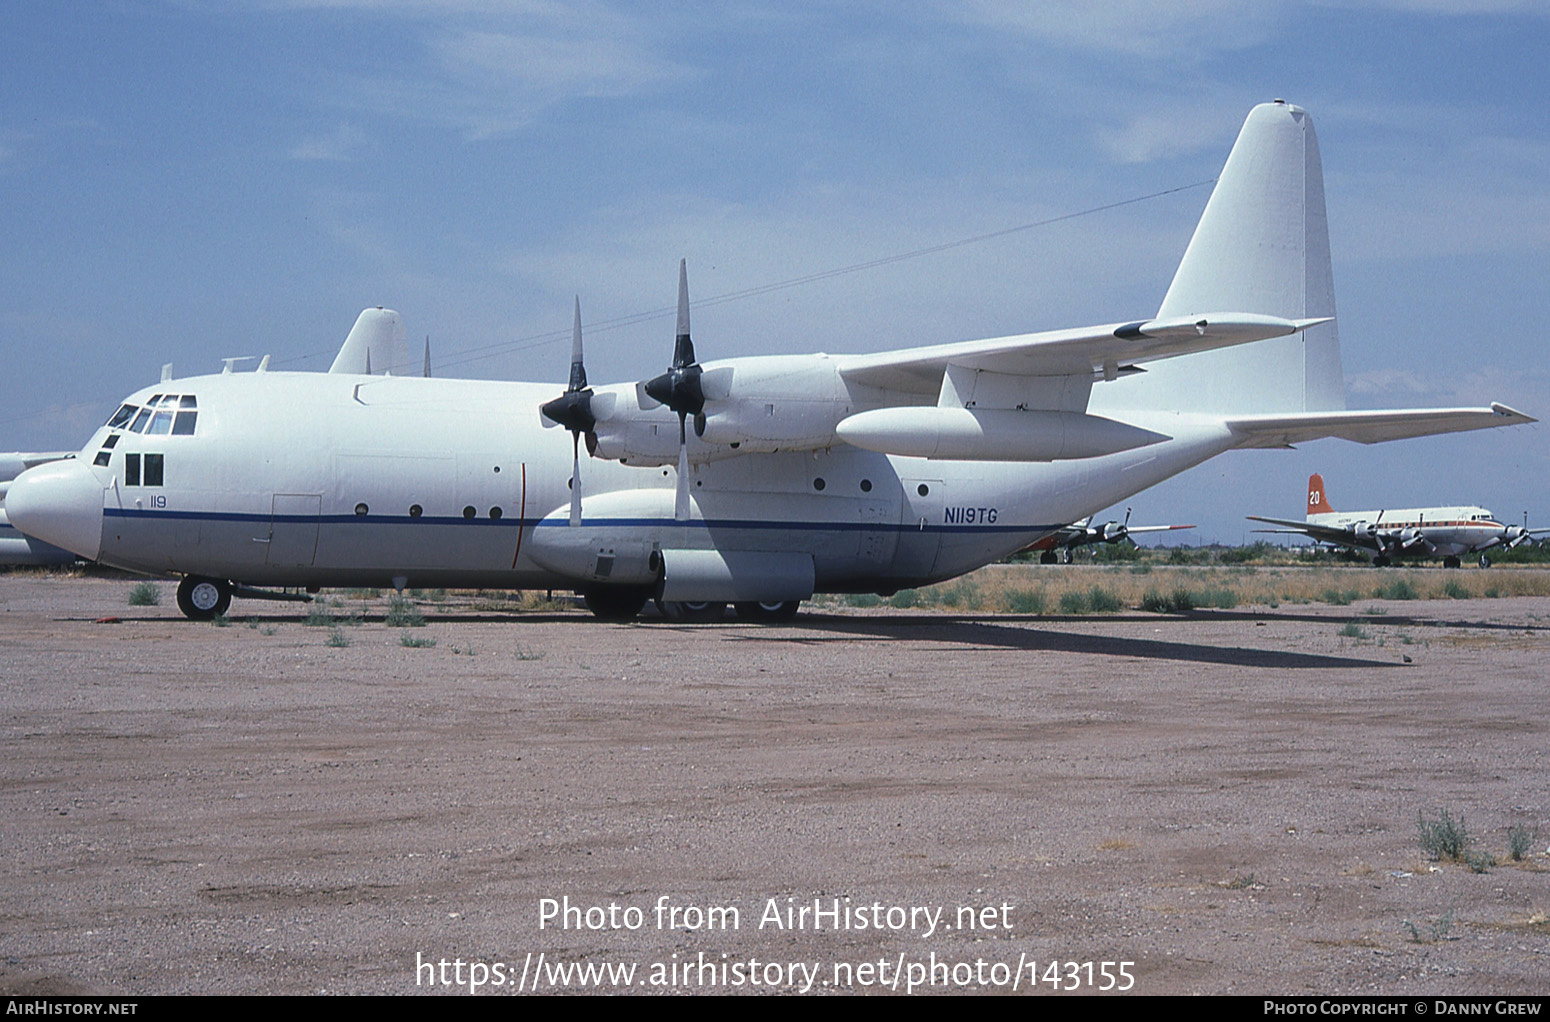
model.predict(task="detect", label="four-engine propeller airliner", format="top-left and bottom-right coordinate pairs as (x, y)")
top-left (1022, 510), bottom-right (1194, 564)
top-left (1249, 473), bottom-right (1543, 568)
top-left (6, 101), bottom-right (1536, 621)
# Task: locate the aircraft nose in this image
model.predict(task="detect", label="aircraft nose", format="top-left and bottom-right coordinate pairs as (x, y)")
top-left (5, 458), bottom-right (105, 561)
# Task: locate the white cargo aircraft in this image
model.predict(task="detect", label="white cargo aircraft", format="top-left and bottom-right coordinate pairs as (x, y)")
top-left (6, 101), bottom-right (1536, 621)
top-left (1250, 473), bottom-right (1543, 568)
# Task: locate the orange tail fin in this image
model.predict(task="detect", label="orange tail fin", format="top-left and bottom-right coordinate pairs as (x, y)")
top-left (1307, 473), bottom-right (1333, 517)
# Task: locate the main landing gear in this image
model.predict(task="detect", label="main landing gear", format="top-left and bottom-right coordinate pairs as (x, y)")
top-left (176, 576), bottom-right (232, 620)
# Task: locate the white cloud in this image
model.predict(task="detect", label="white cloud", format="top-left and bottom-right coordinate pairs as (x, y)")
top-left (288, 123), bottom-right (371, 162)
top-left (952, 0), bottom-right (1281, 58)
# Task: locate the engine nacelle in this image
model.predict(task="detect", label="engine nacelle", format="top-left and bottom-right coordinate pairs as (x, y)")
top-left (586, 355), bottom-right (850, 466)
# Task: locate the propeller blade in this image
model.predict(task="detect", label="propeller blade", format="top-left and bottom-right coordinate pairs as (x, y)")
top-left (570, 433), bottom-right (582, 527)
top-left (642, 259), bottom-right (705, 417)
top-left (675, 414), bottom-right (691, 522)
top-left (540, 297), bottom-right (595, 526)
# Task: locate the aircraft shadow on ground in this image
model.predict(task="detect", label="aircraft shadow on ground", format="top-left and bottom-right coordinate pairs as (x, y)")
top-left (747, 614), bottom-right (1399, 670)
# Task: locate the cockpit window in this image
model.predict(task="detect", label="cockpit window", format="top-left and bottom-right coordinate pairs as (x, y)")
top-left (117, 394), bottom-right (198, 434)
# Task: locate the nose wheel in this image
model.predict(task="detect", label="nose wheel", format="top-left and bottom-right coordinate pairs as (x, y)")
top-left (177, 576), bottom-right (232, 620)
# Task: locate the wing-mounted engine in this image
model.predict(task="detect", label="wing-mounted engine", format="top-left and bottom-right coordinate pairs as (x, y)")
top-left (571, 261), bottom-right (853, 477)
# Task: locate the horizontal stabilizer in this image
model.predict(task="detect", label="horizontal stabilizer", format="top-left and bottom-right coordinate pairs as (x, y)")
top-left (1227, 404), bottom-right (1536, 448)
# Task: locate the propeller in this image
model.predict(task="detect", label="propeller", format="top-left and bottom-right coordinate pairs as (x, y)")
top-left (540, 297), bottom-right (595, 526)
top-left (1502, 524), bottom-right (1534, 549)
top-left (642, 260), bottom-right (705, 522)
top-left (1101, 507), bottom-right (1135, 544)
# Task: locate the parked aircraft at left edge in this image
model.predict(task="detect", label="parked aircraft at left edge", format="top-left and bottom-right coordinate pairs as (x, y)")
top-left (1, 452), bottom-right (76, 565)
top-left (5, 102), bottom-right (1537, 622)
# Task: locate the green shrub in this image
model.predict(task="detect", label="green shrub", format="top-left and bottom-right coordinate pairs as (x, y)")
top-left (326, 626), bottom-right (351, 648)
top-left (1374, 578), bottom-right (1418, 601)
top-left (1418, 809), bottom-right (1470, 861)
top-left (1057, 590), bottom-right (1088, 614)
top-left (1085, 586), bottom-right (1122, 613)
top-left (1005, 588), bottom-right (1047, 614)
top-left (1440, 580), bottom-right (1470, 600)
top-left (127, 582), bottom-right (160, 606)
top-left (937, 579), bottom-right (983, 610)
top-left (844, 592), bottom-right (882, 608)
top-left (1507, 824), bottom-right (1535, 862)
top-left (305, 603), bottom-right (333, 627)
top-left (1338, 622), bottom-right (1367, 639)
top-left (386, 593), bottom-right (425, 627)
top-left (399, 634), bottom-right (437, 648)
top-left (1199, 587), bottom-right (1239, 609)
top-left (1321, 588), bottom-right (1358, 606)
top-left (889, 589), bottom-right (921, 609)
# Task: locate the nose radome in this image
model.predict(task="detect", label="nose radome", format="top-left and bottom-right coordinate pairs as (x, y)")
top-left (5, 458), bottom-right (105, 561)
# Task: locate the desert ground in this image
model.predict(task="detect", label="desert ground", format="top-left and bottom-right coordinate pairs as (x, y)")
top-left (2, 569), bottom-right (1547, 996)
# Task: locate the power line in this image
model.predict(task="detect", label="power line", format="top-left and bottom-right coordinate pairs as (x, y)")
top-left (276, 177), bottom-right (1215, 376)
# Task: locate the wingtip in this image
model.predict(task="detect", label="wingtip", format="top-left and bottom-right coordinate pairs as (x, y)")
top-left (1490, 402), bottom-right (1537, 424)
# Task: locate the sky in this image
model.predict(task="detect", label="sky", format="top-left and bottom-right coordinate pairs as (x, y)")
top-left (2, 1), bottom-right (1546, 543)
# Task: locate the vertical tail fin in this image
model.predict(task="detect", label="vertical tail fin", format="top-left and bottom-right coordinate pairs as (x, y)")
top-left (1097, 101), bottom-right (1345, 415)
top-left (329, 308), bottom-right (407, 375)
top-left (1307, 473), bottom-right (1333, 518)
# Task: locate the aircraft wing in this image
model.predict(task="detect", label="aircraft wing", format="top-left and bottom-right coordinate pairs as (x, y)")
top-left (1226, 404), bottom-right (1536, 448)
top-left (837, 314), bottom-right (1324, 394)
top-left (1246, 515), bottom-right (1374, 549)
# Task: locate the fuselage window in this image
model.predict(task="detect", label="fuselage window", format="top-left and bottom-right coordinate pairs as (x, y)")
top-left (143, 454), bottom-right (164, 487)
top-left (125, 453), bottom-right (141, 486)
top-left (147, 411), bottom-right (174, 435)
top-left (107, 404), bottom-right (138, 429)
top-left (178, 395), bottom-right (197, 409)
top-left (172, 412), bottom-right (197, 435)
top-left (409, 504), bottom-right (423, 518)
top-left (129, 408), bottom-right (152, 432)
top-left (102, 434), bottom-right (119, 449)
top-left (462, 506), bottom-right (476, 519)
top-left (158, 394), bottom-right (178, 407)
top-left (93, 451), bottom-right (112, 467)
top-left (489, 506), bottom-right (502, 519)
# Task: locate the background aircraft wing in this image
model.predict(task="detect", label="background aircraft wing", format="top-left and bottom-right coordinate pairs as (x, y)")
top-left (1226, 404), bottom-right (1535, 448)
top-left (1246, 515), bottom-right (1368, 547)
top-left (837, 314), bottom-right (1322, 394)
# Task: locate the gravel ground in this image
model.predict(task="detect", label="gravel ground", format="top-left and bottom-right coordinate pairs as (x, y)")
top-left (2, 574), bottom-right (1547, 996)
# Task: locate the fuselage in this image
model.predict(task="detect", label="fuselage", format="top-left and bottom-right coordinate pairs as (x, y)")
top-left (1309, 507), bottom-right (1507, 558)
top-left (12, 365), bottom-right (1237, 595)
